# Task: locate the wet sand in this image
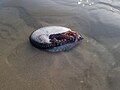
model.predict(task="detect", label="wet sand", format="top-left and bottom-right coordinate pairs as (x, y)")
top-left (0, 0), bottom-right (120, 90)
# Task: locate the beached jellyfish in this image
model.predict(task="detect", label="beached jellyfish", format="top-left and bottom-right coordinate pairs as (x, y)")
top-left (29, 26), bottom-right (83, 52)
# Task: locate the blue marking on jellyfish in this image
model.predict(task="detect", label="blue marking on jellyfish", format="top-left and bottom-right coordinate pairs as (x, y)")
top-left (46, 41), bottom-right (79, 52)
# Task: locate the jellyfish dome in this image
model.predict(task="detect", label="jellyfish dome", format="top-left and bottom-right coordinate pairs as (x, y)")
top-left (29, 26), bottom-right (83, 52)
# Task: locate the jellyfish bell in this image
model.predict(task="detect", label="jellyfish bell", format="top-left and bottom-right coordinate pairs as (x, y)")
top-left (29, 26), bottom-right (83, 52)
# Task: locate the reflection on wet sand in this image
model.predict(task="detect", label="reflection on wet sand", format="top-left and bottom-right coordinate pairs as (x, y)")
top-left (0, 0), bottom-right (120, 90)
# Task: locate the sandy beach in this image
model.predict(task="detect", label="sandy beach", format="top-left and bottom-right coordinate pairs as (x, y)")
top-left (0, 0), bottom-right (120, 90)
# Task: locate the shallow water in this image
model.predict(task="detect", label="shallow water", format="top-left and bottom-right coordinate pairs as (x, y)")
top-left (0, 0), bottom-right (120, 90)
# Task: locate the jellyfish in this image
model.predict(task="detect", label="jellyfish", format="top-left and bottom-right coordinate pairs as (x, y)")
top-left (29, 26), bottom-right (83, 52)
